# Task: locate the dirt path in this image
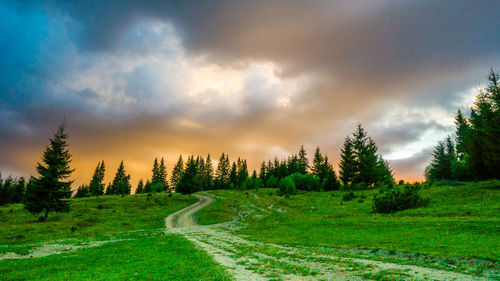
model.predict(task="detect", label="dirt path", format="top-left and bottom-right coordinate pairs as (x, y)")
top-left (165, 195), bottom-right (496, 281)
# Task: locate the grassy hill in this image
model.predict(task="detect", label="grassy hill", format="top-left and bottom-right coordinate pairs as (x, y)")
top-left (0, 193), bottom-right (231, 280)
top-left (197, 181), bottom-right (500, 260)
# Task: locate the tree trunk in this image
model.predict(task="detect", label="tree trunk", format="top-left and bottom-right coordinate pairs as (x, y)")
top-left (43, 208), bottom-right (49, 221)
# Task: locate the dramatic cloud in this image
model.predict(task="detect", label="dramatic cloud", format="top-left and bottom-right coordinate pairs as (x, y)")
top-left (1, 0), bottom-right (499, 185)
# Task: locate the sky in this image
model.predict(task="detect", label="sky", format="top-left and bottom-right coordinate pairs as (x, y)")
top-left (1, 0), bottom-right (499, 186)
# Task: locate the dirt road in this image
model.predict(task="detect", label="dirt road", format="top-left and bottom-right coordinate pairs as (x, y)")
top-left (164, 194), bottom-right (495, 281)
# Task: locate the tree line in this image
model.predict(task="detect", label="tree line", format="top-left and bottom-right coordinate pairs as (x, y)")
top-left (1, 117), bottom-right (393, 220)
top-left (426, 70), bottom-right (500, 181)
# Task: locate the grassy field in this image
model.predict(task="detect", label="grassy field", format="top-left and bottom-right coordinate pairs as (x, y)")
top-left (197, 181), bottom-right (500, 260)
top-left (0, 193), bottom-right (231, 280)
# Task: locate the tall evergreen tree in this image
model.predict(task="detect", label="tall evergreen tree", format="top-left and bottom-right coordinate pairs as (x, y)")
top-left (170, 155), bottom-right (184, 191)
top-left (136, 179), bottom-right (144, 194)
top-left (311, 147), bottom-right (324, 178)
top-left (339, 136), bottom-right (356, 185)
top-left (215, 153), bottom-right (230, 189)
top-left (24, 123), bottom-right (74, 221)
top-left (159, 158), bottom-right (169, 191)
top-left (176, 156), bottom-right (200, 196)
top-left (297, 145), bottom-right (309, 174)
top-left (425, 141), bottom-right (450, 180)
top-left (88, 161), bottom-right (105, 196)
top-left (110, 161), bottom-right (131, 195)
top-left (203, 154), bottom-right (214, 189)
top-left (151, 158), bottom-right (160, 185)
top-left (259, 161), bottom-right (267, 184)
top-left (229, 162), bottom-right (238, 188)
top-left (237, 158), bottom-right (249, 187)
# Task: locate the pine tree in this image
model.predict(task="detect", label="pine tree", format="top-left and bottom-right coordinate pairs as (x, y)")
top-left (425, 141), bottom-right (449, 180)
top-left (111, 161), bottom-right (131, 195)
top-left (203, 154), bottom-right (214, 190)
top-left (74, 184), bottom-right (90, 198)
top-left (88, 161), bottom-right (105, 196)
top-left (151, 158), bottom-right (160, 185)
top-left (24, 123), bottom-right (74, 221)
top-left (159, 158), bottom-right (169, 191)
top-left (136, 179), bottom-right (144, 194)
top-left (229, 162), bottom-right (238, 188)
top-left (170, 155), bottom-right (184, 191)
top-left (105, 183), bottom-right (112, 195)
top-left (215, 153), bottom-right (230, 189)
top-left (311, 147), bottom-right (324, 178)
top-left (259, 161), bottom-right (267, 185)
top-left (177, 156), bottom-right (200, 196)
top-left (298, 145), bottom-right (309, 174)
top-left (237, 159), bottom-right (249, 187)
top-left (339, 136), bottom-right (356, 186)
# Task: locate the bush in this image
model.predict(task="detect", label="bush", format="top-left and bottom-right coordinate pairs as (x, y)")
top-left (278, 177), bottom-right (296, 196)
top-left (289, 173), bottom-right (321, 191)
top-left (266, 176), bottom-right (279, 188)
top-left (372, 185), bottom-right (429, 213)
top-left (342, 191), bottom-right (356, 201)
top-left (150, 183), bottom-right (164, 193)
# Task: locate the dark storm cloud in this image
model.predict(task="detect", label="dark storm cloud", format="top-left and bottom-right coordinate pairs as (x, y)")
top-left (2, 0), bottom-right (500, 183)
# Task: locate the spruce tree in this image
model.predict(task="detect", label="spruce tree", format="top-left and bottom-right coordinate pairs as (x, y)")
top-left (339, 136), bottom-right (356, 186)
top-left (136, 179), bottom-right (144, 194)
top-left (111, 161), bottom-right (131, 195)
top-left (311, 147), bottom-right (324, 178)
top-left (203, 154), bottom-right (214, 190)
top-left (159, 158), bottom-right (169, 191)
top-left (89, 161), bottom-right (105, 196)
top-left (177, 156), bottom-right (200, 196)
top-left (298, 145), bottom-right (309, 174)
top-left (259, 161), bottom-right (267, 185)
top-left (237, 159), bottom-right (249, 187)
top-left (24, 123), bottom-right (74, 221)
top-left (229, 162), bottom-right (238, 188)
top-left (151, 158), bottom-right (160, 185)
top-left (170, 155), bottom-right (184, 191)
top-left (215, 153), bottom-right (230, 189)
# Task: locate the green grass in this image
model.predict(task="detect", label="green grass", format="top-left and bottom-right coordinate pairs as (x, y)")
top-left (197, 181), bottom-right (500, 260)
top-left (0, 193), bottom-right (196, 246)
top-left (0, 233), bottom-right (230, 281)
top-left (0, 193), bottom-right (232, 280)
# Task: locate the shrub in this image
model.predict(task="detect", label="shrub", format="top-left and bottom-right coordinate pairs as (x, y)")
top-left (342, 191), bottom-right (356, 201)
top-left (372, 185), bottom-right (429, 213)
top-left (266, 176), bottom-right (279, 188)
top-left (150, 183), bottom-right (164, 193)
top-left (278, 177), bottom-right (296, 196)
top-left (398, 180), bottom-right (405, 185)
top-left (290, 173), bottom-right (321, 191)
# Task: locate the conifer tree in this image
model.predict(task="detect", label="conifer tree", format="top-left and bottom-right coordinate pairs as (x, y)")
top-left (151, 158), bottom-right (160, 185)
top-left (237, 159), bottom-right (249, 187)
top-left (215, 153), bottom-right (230, 189)
top-left (177, 156), bottom-right (200, 196)
top-left (24, 123), bottom-right (74, 221)
top-left (111, 161), bottom-right (131, 194)
top-left (229, 162), bottom-right (238, 188)
top-left (136, 179), bottom-right (144, 194)
top-left (259, 161), bottom-right (267, 184)
top-left (105, 183), bottom-right (112, 195)
top-left (159, 158), bottom-right (169, 191)
top-left (311, 147), bottom-right (324, 178)
top-left (203, 154), bottom-right (214, 189)
top-left (298, 145), bottom-right (309, 174)
top-left (339, 136), bottom-right (356, 185)
top-left (170, 155), bottom-right (184, 191)
top-left (88, 161), bottom-right (105, 196)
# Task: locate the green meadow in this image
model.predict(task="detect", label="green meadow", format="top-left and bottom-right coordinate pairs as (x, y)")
top-left (0, 193), bottom-right (230, 280)
top-left (197, 181), bottom-right (500, 260)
